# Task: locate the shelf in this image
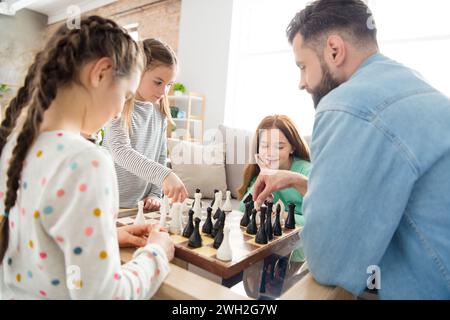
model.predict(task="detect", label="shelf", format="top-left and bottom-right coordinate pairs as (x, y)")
top-left (168, 95), bottom-right (203, 102)
top-left (173, 118), bottom-right (202, 122)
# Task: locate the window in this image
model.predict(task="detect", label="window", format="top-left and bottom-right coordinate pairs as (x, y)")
top-left (225, 0), bottom-right (450, 135)
top-left (123, 23), bottom-right (139, 42)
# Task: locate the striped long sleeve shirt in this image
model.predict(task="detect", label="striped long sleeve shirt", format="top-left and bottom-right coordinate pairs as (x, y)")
top-left (103, 100), bottom-right (171, 208)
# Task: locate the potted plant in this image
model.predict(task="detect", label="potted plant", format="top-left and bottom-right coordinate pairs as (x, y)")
top-left (170, 106), bottom-right (179, 118)
top-left (173, 83), bottom-right (186, 96)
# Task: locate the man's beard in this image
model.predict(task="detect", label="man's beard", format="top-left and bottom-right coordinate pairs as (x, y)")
top-left (311, 63), bottom-right (342, 109)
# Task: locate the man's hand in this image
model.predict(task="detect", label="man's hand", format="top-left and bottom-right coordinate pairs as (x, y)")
top-left (117, 224), bottom-right (154, 248)
top-left (253, 169), bottom-right (309, 205)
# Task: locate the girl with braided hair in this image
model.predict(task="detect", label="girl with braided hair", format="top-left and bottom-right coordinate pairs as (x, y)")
top-left (0, 16), bottom-right (174, 299)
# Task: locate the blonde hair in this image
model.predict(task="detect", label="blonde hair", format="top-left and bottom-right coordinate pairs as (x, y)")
top-left (121, 38), bottom-right (177, 132)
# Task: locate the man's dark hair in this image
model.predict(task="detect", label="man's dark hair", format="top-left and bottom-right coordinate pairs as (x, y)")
top-left (287, 0), bottom-right (377, 47)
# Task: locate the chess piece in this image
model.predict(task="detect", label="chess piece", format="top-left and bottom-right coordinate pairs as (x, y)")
top-left (193, 190), bottom-right (202, 219)
top-left (211, 208), bottom-right (225, 238)
top-left (182, 209), bottom-right (195, 238)
top-left (202, 207), bottom-right (213, 234)
top-left (222, 190), bottom-right (232, 212)
top-left (265, 202), bottom-right (274, 241)
top-left (285, 203), bottom-right (296, 229)
top-left (192, 188), bottom-right (201, 208)
top-left (188, 218), bottom-right (202, 248)
top-left (273, 203), bottom-right (283, 236)
top-left (210, 189), bottom-right (219, 207)
top-left (240, 201), bottom-right (252, 227)
top-left (212, 191), bottom-right (222, 220)
top-left (246, 209), bottom-right (258, 235)
top-left (216, 225), bottom-right (232, 261)
top-left (159, 196), bottom-right (170, 227)
top-left (169, 203), bottom-right (183, 234)
top-left (134, 200), bottom-right (146, 225)
top-left (213, 220), bottom-right (224, 249)
top-left (255, 206), bottom-right (268, 244)
top-left (243, 193), bottom-right (253, 204)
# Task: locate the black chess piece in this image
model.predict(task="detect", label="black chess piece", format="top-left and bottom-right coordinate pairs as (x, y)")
top-left (285, 203), bottom-right (296, 229)
top-left (243, 193), bottom-right (253, 204)
top-left (256, 206), bottom-right (268, 244)
top-left (246, 208), bottom-right (258, 235)
top-left (212, 209), bottom-right (226, 237)
top-left (210, 189), bottom-right (219, 207)
top-left (188, 217), bottom-right (202, 248)
top-left (213, 207), bottom-right (221, 220)
top-left (202, 207), bottom-right (213, 234)
top-left (182, 209), bottom-right (195, 238)
top-left (240, 201), bottom-right (252, 227)
top-left (273, 203), bottom-right (282, 236)
top-left (265, 202), bottom-right (274, 241)
top-left (213, 220), bottom-right (224, 249)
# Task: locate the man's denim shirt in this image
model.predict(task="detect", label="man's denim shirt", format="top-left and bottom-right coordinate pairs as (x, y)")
top-left (302, 53), bottom-right (450, 299)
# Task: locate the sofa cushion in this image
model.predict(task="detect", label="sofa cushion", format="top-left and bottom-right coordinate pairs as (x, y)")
top-left (167, 138), bottom-right (228, 199)
top-left (215, 124), bottom-right (254, 199)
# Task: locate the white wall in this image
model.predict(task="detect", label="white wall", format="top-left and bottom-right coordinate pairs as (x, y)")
top-left (176, 0), bottom-right (234, 131)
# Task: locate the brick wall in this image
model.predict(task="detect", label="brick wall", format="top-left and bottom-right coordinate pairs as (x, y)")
top-left (47, 0), bottom-right (181, 52)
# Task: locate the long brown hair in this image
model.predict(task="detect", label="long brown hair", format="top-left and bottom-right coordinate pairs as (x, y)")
top-left (0, 15), bottom-right (143, 262)
top-left (237, 115), bottom-right (311, 200)
top-left (122, 38), bottom-right (177, 130)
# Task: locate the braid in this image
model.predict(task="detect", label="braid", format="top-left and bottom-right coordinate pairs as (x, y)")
top-left (1, 15), bottom-right (142, 262)
top-left (0, 51), bottom-right (43, 158)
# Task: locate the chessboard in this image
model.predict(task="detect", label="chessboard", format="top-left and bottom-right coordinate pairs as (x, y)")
top-left (117, 207), bottom-right (302, 280)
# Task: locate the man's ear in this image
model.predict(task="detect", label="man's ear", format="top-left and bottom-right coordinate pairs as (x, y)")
top-left (325, 35), bottom-right (346, 67)
top-left (89, 57), bottom-right (113, 88)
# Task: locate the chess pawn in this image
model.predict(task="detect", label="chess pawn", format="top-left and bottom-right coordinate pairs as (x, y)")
top-left (240, 201), bottom-right (252, 227)
top-left (169, 203), bottom-right (183, 235)
top-left (202, 207), bottom-right (213, 234)
top-left (265, 203), bottom-right (274, 241)
top-left (273, 203), bottom-right (283, 236)
top-left (285, 203), bottom-right (296, 229)
top-left (216, 225), bottom-right (232, 261)
top-left (193, 191), bottom-right (202, 219)
top-left (222, 190), bottom-right (232, 212)
top-left (134, 200), bottom-right (146, 225)
top-left (188, 217), bottom-right (202, 248)
top-left (246, 209), bottom-right (258, 235)
top-left (255, 206), bottom-right (268, 244)
top-left (182, 209), bottom-right (195, 238)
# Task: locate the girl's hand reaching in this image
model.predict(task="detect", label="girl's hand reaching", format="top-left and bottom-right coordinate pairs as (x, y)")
top-left (117, 224), bottom-right (153, 248)
top-left (143, 196), bottom-right (161, 211)
top-left (162, 172), bottom-right (188, 203)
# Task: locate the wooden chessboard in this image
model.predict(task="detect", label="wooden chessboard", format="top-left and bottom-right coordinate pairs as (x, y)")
top-left (117, 208), bottom-right (301, 279)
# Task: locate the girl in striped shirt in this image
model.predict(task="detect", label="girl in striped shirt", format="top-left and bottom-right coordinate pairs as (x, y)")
top-left (103, 39), bottom-right (187, 210)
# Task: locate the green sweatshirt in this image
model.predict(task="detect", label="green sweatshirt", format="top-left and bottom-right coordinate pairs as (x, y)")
top-left (239, 157), bottom-right (312, 261)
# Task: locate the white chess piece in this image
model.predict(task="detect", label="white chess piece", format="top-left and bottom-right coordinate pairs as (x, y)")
top-left (218, 190), bottom-right (223, 209)
top-left (159, 196), bottom-right (170, 228)
top-left (134, 200), bottom-right (146, 225)
top-left (169, 203), bottom-right (183, 234)
top-left (193, 192), bottom-right (202, 219)
top-left (217, 224), bottom-right (232, 262)
top-left (222, 190), bottom-right (232, 212)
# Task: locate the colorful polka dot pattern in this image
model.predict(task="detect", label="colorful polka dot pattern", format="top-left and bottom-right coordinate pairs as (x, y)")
top-left (1, 132), bottom-right (168, 299)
